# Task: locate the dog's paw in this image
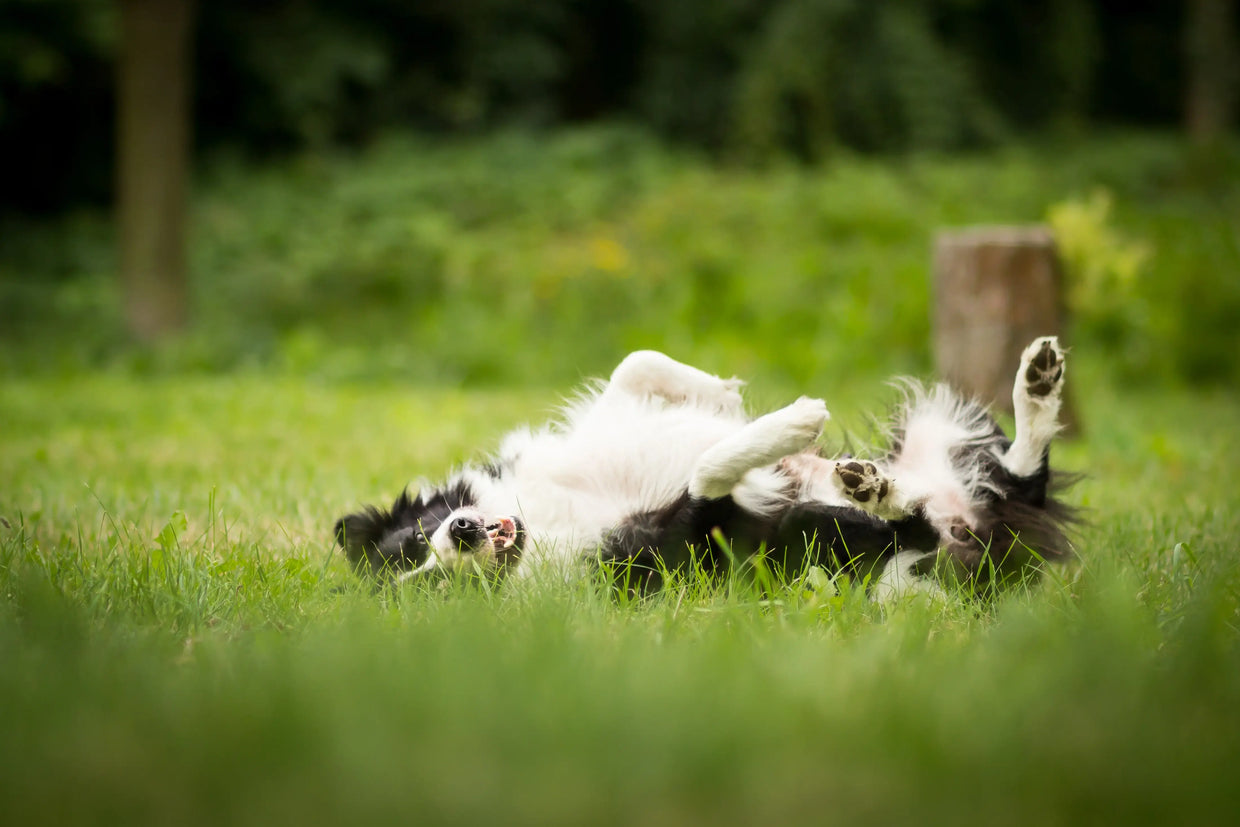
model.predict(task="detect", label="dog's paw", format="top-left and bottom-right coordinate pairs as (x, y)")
top-left (1003, 336), bottom-right (1067, 478)
top-left (672, 373), bottom-right (745, 411)
top-left (753, 396), bottom-right (829, 459)
top-left (832, 459), bottom-right (910, 520)
top-left (1020, 336), bottom-right (1065, 398)
top-left (833, 460), bottom-right (891, 508)
top-left (782, 396), bottom-right (830, 440)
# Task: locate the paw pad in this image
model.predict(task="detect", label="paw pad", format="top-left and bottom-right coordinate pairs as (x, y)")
top-left (1024, 339), bottom-right (1064, 397)
top-left (835, 461), bottom-right (889, 505)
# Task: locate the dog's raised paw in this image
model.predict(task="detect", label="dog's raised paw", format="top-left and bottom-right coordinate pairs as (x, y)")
top-left (834, 460), bottom-right (890, 506)
top-left (791, 395), bottom-right (829, 419)
top-left (1022, 336), bottom-right (1065, 398)
top-left (754, 396), bottom-right (829, 458)
top-left (769, 395), bottom-right (828, 434)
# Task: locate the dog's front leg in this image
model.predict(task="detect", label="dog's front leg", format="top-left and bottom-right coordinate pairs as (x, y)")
top-left (1001, 336), bottom-right (1066, 478)
top-left (689, 397), bottom-right (829, 499)
top-left (604, 350), bottom-right (745, 412)
top-left (780, 453), bottom-right (915, 521)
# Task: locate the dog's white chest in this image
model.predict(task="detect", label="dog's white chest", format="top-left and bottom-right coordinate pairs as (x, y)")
top-left (479, 398), bottom-right (745, 562)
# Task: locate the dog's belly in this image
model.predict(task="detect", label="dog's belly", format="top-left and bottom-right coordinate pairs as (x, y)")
top-left (483, 398), bottom-right (747, 563)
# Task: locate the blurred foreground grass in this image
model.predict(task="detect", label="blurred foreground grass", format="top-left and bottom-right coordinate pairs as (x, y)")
top-left (2, 364), bottom-right (1238, 825)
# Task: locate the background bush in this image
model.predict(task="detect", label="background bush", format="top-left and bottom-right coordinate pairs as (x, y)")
top-left (3, 127), bottom-right (1237, 387)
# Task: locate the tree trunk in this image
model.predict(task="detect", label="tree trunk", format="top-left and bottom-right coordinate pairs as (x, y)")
top-left (117, 0), bottom-right (196, 342)
top-left (1185, 0), bottom-right (1238, 143)
top-left (932, 226), bottom-right (1077, 430)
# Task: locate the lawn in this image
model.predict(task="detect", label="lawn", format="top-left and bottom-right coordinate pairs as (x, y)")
top-left (2, 365), bottom-right (1238, 826)
top-left (2, 129), bottom-right (1239, 824)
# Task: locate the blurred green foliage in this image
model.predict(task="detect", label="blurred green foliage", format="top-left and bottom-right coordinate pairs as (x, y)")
top-left (1048, 189), bottom-right (1151, 369)
top-left (1049, 189), bottom-right (1149, 314)
top-left (2, 127), bottom-right (1237, 387)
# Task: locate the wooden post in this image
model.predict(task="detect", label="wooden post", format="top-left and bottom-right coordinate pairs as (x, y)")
top-left (932, 225), bottom-right (1077, 429)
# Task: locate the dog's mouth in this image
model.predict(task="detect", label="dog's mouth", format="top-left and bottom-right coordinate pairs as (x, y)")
top-left (486, 516), bottom-right (524, 552)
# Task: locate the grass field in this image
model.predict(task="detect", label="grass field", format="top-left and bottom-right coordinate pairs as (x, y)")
top-left (3, 129), bottom-right (1239, 824)
top-left (2, 361), bottom-right (1239, 826)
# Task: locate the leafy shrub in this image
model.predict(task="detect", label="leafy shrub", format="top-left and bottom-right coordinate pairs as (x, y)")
top-left (1047, 189), bottom-right (1151, 364)
top-left (2, 128), bottom-right (1237, 388)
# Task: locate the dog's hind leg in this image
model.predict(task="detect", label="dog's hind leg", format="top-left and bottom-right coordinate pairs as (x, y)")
top-left (871, 550), bottom-right (947, 603)
top-left (689, 397), bottom-right (829, 499)
top-left (604, 350), bottom-right (745, 412)
top-left (1001, 336), bottom-right (1066, 478)
top-left (779, 453), bottom-right (916, 521)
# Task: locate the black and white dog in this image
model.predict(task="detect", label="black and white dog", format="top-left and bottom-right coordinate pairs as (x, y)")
top-left (335, 338), bottom-right (1075, 597)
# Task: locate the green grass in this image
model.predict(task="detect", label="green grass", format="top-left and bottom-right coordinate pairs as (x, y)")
top-left (3, 364), bottom-right (1239, 825)
top-left (3, 127), bottom-right (1239, 823)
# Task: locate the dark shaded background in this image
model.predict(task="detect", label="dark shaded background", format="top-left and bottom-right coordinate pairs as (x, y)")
top-left (0, 0), bottom-right (1203, 213)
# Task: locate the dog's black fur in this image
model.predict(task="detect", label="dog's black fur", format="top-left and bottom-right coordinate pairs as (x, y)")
top-left (597, 442), bottom-right (1075, 595)
top-left (336, 343), bottom-right (1078, 596)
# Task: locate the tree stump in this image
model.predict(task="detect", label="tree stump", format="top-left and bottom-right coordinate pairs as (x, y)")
top-left (932, 225), bottom-right (1078, 430)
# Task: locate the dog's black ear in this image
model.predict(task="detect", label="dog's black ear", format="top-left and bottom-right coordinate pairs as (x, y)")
top-left (334, 508), bottom-right (385, 572)
top-left (334, 504), bottom-right (426, 577)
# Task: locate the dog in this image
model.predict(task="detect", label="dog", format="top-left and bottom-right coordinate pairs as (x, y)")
top-left (334, 338), bottom-right (1075, 597)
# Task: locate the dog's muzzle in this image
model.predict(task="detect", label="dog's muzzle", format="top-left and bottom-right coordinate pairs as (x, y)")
top-left (447, 514), bottom-right (522, 554)
top-left (396, 511), bottom-right (527, 585)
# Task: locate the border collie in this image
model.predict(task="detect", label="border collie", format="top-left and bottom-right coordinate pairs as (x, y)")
top-left (334, 338), bottom-right (1075, 597)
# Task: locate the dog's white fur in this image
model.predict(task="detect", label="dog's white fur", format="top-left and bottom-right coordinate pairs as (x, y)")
top-left (400, 340), bottom-right (1066, 589)
top-left (431, 351), bottom-right (827, 576)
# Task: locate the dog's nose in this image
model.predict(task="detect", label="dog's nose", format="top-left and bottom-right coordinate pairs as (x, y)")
top-left (448, 515), bottom-right (487, 550)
